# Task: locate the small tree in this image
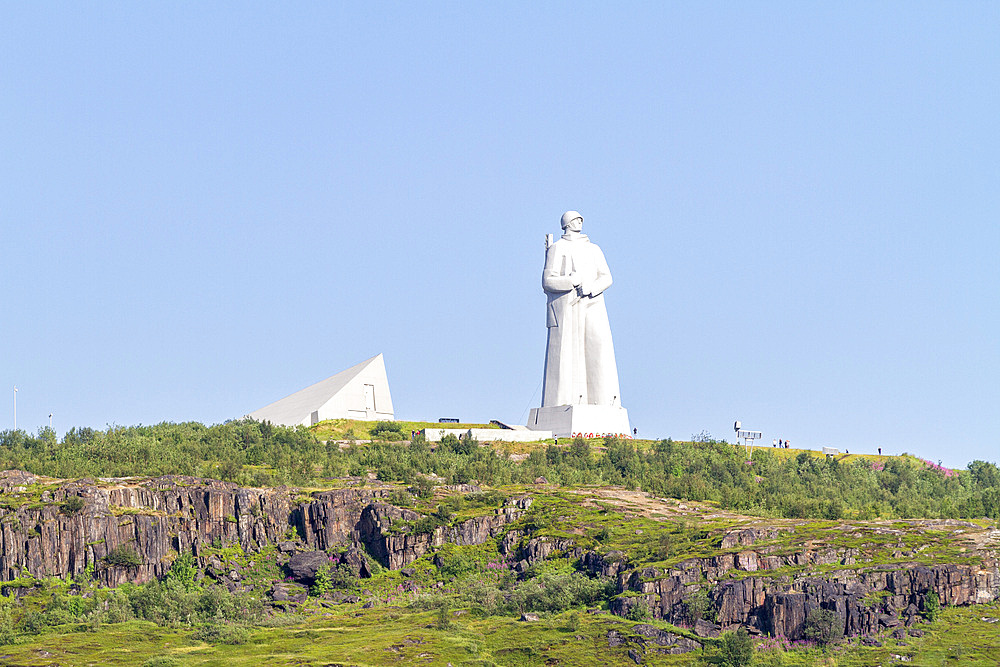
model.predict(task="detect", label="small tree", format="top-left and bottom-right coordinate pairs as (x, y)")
top-left (683, 587), bottom-right (717, 623)
top-left (922, 591), bottom-right (941, 622)
top-left (803, 608), bottom-right (843, 646)
top-left (310, 564), bottom-right (335, 597)
top-left (570, 436), bottom-right (591, 461)
top-left (164, 553), bottom-right (199, 591)
top-left (411, 476), bottom-right (435, 499)
top-left (624, 600), bottom-right (649, 622)
top-left (435, 603), bottom-right (452, 630)
top-left (718, 627), bottom-right (755, 667)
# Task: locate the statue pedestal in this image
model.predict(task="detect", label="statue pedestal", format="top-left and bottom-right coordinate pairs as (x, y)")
top-left (526, 405), bottom-right (631, 439)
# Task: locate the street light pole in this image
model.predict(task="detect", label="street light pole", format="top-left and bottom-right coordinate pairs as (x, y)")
top-left (12, 386), bottom-right (17, 431)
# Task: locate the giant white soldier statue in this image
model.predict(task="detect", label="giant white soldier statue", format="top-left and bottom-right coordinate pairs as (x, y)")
top-left (528, 211), bottom-right (631, 438)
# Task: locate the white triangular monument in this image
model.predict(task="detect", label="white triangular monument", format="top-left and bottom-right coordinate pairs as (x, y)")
top-left (248, 354), bottom-right (394, 427)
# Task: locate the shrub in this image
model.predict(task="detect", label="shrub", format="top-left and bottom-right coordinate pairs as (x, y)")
top-left (435, 545), bottom-right (476, 578)
top-left (371, 421), bottom-right (404, 439)
top-left (217, 458), bottom-right (242, 482)
top-left (440, 433), bottom-right (477, 456)
top-left (624, 601), bottom-right (649, 622)
top-left (719, 627), bottom-right (755, 667)
top-left (164, 553), bottom-right (199, 591)
top-left (311, 564), bottom-right (335, 597)
top-left (502, 573), bottom-right (613, 616)
top-left (464, 490), bottom-right (506, 508)
top-left (105, 545), bottom-right (142, 569)
top-left (388, 489), bottom-right (414, 507)
top-left (413, 515), bottom-right (446, 535)
top-left (192, 622), bottom-right (251, 644)
top-left (435, 604), bottom-right (452, 630)
top-left (803, 608), bottom-right (843, 646)
top-left (411, 477), bottom-right (435, 499)
top-left (683, 587), bottom-right (717, 623)
top-left (922, 590), bottom-right (941, 622)
top-left (60, 496), bottom-right (85, 515)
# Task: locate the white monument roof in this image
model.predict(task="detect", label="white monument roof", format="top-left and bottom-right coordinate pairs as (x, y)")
top-left (248, 353), bottom-right (394, 427)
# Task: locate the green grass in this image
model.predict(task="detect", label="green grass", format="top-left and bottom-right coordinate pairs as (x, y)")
top-left (311, 419), bottom-right (499, 442)
top-left (2, 609), bottom-right (702, 666)
top-left (6, 601), bottom-right (998, 666)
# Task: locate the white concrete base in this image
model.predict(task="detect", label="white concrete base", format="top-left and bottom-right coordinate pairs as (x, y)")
top-left (526, 404), bottom-right (631, 439)
top-left (421, 428), bottom-right (553, 443)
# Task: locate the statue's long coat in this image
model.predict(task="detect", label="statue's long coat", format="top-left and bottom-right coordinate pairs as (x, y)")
top-left (541, 234), bottom-right (622, 407)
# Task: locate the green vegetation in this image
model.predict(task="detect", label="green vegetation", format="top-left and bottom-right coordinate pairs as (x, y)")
top-left (312, 418), bottom-right (498, 442)
top-left (0, 420), bottom-right (998, 664)
top-left (0, 487), bottom-right (993, 664)
top-left (4, 422), bottom-right (999, 521)
top-left (719, 627), bottom-right (755, 666)
top-left (923, 590), bottom-right (942, 622)
top-left (370, 420), bottom-right (405, 441)
top-left (803, 608), bottom-right (843, 646)
top-left (59, 495), bottom-right (85, 515)
top-left (105, 545), bottom-right (142, 569)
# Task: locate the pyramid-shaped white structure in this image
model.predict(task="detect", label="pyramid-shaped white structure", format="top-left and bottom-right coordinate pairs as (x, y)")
top-left (248, 354), bottom-right (394, 427)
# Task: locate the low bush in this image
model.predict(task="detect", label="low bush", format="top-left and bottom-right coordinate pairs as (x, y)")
top-left (105, 545), bottom-right (142, 569)
top-left (164, 553), bottom-right (199, 592)
top-left (803, 608), bottom-right (843, 646)
top-left (388, 489), bottom-right (414, 507)
top-left (60, 496), bottom-right (85, 515)
top-left (922, 591), bottom-right (941, 622)
top-left (719, 627), bottom-right (755, 667)
top-left (371, 421), bottom-right (404, 439)
top-left (192, 622), bottom-right (252, 644)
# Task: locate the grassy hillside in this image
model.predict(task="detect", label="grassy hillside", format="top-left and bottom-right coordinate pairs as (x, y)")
top-left (1, 601), bottom-right (997, 666)
top-left (0, 420), bottom-right (998, 663)
top-left (0, 479), bottom-right (994, 665)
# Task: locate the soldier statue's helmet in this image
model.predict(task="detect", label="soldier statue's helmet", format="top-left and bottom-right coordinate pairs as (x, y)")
top-left (560, 210), bottom-right (583, 229)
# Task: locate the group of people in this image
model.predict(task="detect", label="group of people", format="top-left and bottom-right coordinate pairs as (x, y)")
top-left (773, 439), bottom-right (791, 448)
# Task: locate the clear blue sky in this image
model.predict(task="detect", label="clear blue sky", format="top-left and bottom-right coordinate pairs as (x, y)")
top-left (2, 4), bottom-right (997, 468)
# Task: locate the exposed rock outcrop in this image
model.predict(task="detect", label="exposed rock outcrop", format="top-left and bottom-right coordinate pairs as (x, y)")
top-left (2, 470), bottom-right (996, 646)
top-left (0, 473), bottom-right (529, 586)
top-left (287, 551), bottom-right (332, 583)
top-left (0, 475), bottom-right (292, 586)
top-left (609, 544), bottom-right (1000, 640)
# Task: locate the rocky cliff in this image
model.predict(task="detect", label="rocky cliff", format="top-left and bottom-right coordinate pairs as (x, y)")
top-left (0, 471), bottom-right (528, 587)
top-left (602, 528), bottom-right (999, 640)
top-left (1, 470), bottom-right (996, 643)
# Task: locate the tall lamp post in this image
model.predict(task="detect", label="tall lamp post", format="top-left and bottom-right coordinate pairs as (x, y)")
top-left (12, 386), bottom-right (17, 431)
